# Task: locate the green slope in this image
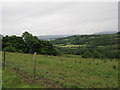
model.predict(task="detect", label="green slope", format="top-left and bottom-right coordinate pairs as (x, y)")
top-left (2, 52), bottom-right (118, 88)
top-left (51, 34), bottom-right (119, 59)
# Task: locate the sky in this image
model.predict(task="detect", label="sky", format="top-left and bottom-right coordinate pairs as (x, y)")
top-left (1, 1), bottom-right (118, 36)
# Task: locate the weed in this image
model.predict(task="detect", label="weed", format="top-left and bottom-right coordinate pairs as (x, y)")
top-left (96, 63), bottom-right (99, 65)
top-left (113, 65), bottom-right (117, 70)
top-left (89, 62), bottom-right (91, 65)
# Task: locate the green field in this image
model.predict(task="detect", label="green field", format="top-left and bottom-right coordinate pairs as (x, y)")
top-left (2, 52), bottom-right (119, 88)
top-left (3, 69), bottom-right (43, 88)
top-left (51, 34), bottom-right (119, 59)
top-left (60, 44), bottom-right (87, 48)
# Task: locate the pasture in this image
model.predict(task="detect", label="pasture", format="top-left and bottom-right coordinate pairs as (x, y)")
top-left (2, 52), bottom-right (118, 88)
top-left (59, 44), bottom-right (86, 48)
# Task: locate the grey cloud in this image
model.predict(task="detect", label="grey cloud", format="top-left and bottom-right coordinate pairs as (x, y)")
top-left (2, 2), bottom-right (118, 36)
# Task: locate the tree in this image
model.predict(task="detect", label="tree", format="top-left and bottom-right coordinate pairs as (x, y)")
top-left (4, 46), bottom-right (16, 52)
top-left (2, 35), bottom-right (26, 52)
top-left (92, 51), bottom-right (103, 58)
top-left (2, 31), bottom-right (59, 56)
top-left (0, 34), bottom-right (2, 51)
top-left (82, 51), bottom-right (92, 58)
top-left (22, 31), bottom-right (39, 53)
top-left (22, 31), bottom-right (59, 55)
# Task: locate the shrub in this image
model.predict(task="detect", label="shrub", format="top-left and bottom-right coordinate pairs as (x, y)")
top-left (4, 46), bottom-right (16, 52)
top-left (18, 50), bottom-right (23, 53)
top-left (89, 62), bottom-right (91, 65)
top-left (113, 65), bottom-right (117, 70)
top-left (96, 63), bottom-right (99, 65)
top-left (82, 51), bottom-right (92, 58)
top-left (92, 51), bottom-right (103, 58)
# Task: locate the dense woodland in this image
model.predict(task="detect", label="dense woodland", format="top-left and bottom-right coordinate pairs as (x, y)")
top-left (51, 32), bottom-right (120, 59)
top-left (2, 32), bottom-right (58, 56)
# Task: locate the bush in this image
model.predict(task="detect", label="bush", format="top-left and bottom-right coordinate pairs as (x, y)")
top-left (92, 51), bottom-right (103, 58)
top-left (82, 51), bottom-right (92, 58)
top-left (4, 46), bottom-right (16, 52)
top-left (113, 65), bottom-right (117, 70)
top-left (18, 50), bottom-right (23, 53)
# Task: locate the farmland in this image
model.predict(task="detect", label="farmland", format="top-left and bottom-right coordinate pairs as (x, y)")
top-left (51, 34), bottom-right (120, 59)
top-left (1, 2), bottom-right (119, 89)
top-left (2, 52), bottom-right (118, 88)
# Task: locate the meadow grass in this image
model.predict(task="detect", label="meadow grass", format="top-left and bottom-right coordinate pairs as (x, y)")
top-left (2, 69), bottom-right (43, 88)
top-left (3, 52), bottom-right (119, 88)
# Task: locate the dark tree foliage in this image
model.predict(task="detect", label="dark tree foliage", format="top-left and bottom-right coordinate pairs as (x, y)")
top-left (82, 51), bottom-right (92, 58)
top-left (92, 51), bottom-right (103, 58)
top-left (2, 32), bottom-right (58, 56)
top-left (4, 46), bottom-right (16, 52)
top-left (117, 32), bottom-right (120, 34)
top-left (2, 35), bottom-right (26, 52)
top-left (0, 34), bottom-right (2, 51)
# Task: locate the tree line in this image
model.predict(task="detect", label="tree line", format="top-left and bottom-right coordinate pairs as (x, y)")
top-left (2, 32), bottom-right (58, 56)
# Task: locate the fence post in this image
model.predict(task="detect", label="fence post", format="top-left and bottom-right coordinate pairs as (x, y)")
top-left (33, 52), bottom-right (37, 84)
top-left (3, 51), bottom-right (6, 69)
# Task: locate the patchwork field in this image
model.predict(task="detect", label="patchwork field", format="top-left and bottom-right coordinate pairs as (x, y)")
top-left (2, 52), bottom-right (118, 88)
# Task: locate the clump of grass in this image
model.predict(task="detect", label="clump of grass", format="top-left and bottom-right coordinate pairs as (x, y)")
top-left (106, 76), bottom-right (109, 78)
top-left (70, 84), bottom-right (79, 88)
top-left (81, 70), bottom-right (83, 72)
top-left (104, 60), bottom-right (107, 63)
top-left (113, 65), bottom-right (117, 70)
top-left (64, 75), bottom-right (68, 78)
top-left (88, 62), bottom-right (91, 65)
top-left (96, 63), bottom-right (99, 65)
top-left (55, 80), bottom-right (59, 83)
top-left (79, 61), bottom-right (81, 63)
top-left (74, 69), bottom-right (76, 70)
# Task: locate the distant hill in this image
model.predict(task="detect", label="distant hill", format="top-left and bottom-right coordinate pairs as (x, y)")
top-left (38, 31), bottom-right (118, 40)
top-left (37, 35), bottom-right (72, 40)
top-left (51, 34), bottom-right (119, 46)
top-left (94, 31), bottom-right (117, 35)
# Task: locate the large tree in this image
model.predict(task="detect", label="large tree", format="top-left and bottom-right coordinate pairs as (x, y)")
top-left (22, 32), bottom-right (39, 53)
top-left (2, 35), bottom-right (26, 52)
top-left (2, 31), bottom-right (58, 55)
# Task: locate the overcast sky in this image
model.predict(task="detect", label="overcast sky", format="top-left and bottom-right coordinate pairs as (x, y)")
top-left (2, 2), bottom-right (118, 36)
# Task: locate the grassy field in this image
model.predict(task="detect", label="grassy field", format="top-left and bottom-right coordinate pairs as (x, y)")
top-left (59, 44), bottom-right (87, 48)
top-left (2, 69), bottom-right (43, 88)
top-left (2, 52), bottom-right (119, 88)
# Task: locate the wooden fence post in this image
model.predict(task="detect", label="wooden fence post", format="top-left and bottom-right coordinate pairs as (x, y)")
top-left (33, 52), bottom-right (37, 84)
top-left (3, 51), bottom-right (6, 69)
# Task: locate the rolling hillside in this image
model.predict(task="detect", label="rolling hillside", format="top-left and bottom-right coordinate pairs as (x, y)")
top-left (93, 31), bottom-right (117, 35)
top-left (2, 52), bottom-right (118, 88)
top-left (37, 35), bottom-right (71, 40)
top-left (51, 33), bottom-right (119, 59)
